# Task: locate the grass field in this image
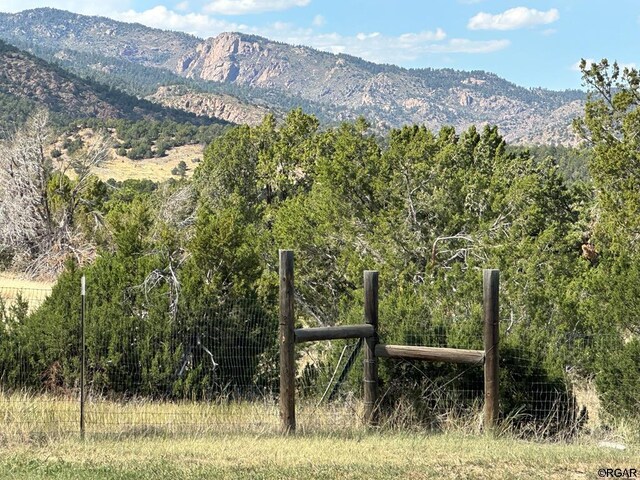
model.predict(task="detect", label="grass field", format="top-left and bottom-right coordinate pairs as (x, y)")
top-left (92, 144), bottom-right (203, 182)
top-left (0, 391), bottom-right (360, 440)
top-left (53, 128), bottom-right (204, 183)
top-left (0, 432), bottom-right (637, 479)
top-left (0, 273), bottom-right (53, 311)
top-left (0, 274), bottom-right (54, 292)
top-left (0, 392), bottom-right (638, 479)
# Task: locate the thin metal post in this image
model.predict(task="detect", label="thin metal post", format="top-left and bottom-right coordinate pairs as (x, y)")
top-left (80, 275), bottom-right (86, 440)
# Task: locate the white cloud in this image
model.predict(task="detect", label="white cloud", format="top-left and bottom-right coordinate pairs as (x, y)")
top-left (356, 32), bottom-right (380, 41)
top-left (312, 14), bottom-right (325, 27)
top-left (399, 28), bottom-right (447, 43)
top-left (203, 0), bottom-right (310, 15)
top-left (468, 7), bottom-right (559, 31)
top-left (113, 6), bottom-right (248, 38)
top-left (433, 38), bottom-right (509, 54)
top-left (175, 1), bottom-right (189, 12)
top-left (268, 27), bottom-right (509, 63)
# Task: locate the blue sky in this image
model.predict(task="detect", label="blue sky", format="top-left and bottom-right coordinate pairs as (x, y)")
top-left (1, 0), bottom-right (638, 90)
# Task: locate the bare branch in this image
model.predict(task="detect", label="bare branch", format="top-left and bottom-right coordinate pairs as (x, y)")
top-left (0, 111), bottom-right (108, 278)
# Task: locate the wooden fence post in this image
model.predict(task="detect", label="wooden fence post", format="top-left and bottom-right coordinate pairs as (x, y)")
top-left (363, 270), bottom-right (379, 426)
top-left (483, 269), bottom-right (499, 431)
top-left (279, 250), bottom-right (296, 433)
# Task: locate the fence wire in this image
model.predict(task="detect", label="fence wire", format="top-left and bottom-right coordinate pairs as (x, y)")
top-left (82, 296), bottom-right (281, 437)
top-left (295, 337), bottom-right (365, 433)
top-left (0, 282), bottom-right (636, 441)
top-left (0, 285), bottom-right (51, 312)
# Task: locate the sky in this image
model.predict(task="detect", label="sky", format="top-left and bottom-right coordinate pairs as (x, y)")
top-left (0, 0), bottom-right (638, 91)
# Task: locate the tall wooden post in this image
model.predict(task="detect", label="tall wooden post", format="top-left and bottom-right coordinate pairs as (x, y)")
top-left (80, 275), bottom-right (86, 440)
top-left (363, 270), bottom-right (379, 426)
top-left (279, 250), bottom-right (296, 433)
top-left (483, 269), bottom-right (499, 431)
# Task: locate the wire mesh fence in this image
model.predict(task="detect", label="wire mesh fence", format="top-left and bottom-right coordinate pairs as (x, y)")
top-left (0, 278), bottom-right (636, 441)
top-left (82, 297), bottom-right (281, 437)
top-left (0, 284), bottom-right (51, 312)
top-left (295, 337), bottom-right (366, 433)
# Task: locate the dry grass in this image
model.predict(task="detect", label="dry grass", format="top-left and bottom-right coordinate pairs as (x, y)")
top-left (573, 377), bottom-right (602, 430)
top-left (0, 273), bottom-right (54, 291)
top-left (0, 273), bottom-right (53, 311)
top-left (92, 144), bottom-right (203, 182)
top-left (52, 128), bottom-right (204, 183)
top-left (0, 391), bottom-right (363, 442)
top-left (0, 392), bottom-right (637, 478)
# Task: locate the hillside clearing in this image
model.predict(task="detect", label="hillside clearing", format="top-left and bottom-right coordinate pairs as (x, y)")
top-left (92, 144), bottom-right (202, 182)
top-left (68, 139), bottom-right (202, 182)
top-left (51, 128), bottom-right (204, 182)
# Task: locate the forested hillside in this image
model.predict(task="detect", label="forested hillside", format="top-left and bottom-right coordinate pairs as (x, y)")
top-left (0, 60), bottom-right (637, 430)
top-left (0, 39), bottom-right (229, 128)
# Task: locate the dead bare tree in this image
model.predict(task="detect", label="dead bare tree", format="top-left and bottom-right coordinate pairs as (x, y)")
top-left (0, 110), bottom-right (53, 269)
top-left (0, 110), bottom-right (110, 278)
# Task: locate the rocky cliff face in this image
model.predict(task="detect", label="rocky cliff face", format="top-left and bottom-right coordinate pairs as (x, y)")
top-left (148, 85), bottom-right (273, 125)
top-left (176, 32), bottom-right (584, 145)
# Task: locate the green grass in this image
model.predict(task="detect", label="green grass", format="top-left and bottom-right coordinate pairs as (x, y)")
top-left (1, 392), bottom-right (638, 478)
top-left (0, 432), bottom-right (637, 479)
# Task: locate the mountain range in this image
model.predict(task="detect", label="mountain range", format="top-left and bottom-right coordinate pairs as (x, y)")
top-left (0, 7), bottom-right (586, 145)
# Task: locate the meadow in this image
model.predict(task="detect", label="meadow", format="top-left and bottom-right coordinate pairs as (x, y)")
top-left (91, 144), bottom-right (202, 182)
top-left (0, 391), bottom-right (638, 479)
top-left (0, 430), bottom-right (637, 479)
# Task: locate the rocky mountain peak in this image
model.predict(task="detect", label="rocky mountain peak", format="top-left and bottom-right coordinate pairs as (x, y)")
top-left (212, 32), bottom-right (264, 56)
top-left (178, 32), bottom-right (271, 82)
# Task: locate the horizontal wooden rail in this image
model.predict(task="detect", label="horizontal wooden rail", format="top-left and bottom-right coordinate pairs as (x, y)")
top-left (295, 324), bottom-right (374, 343)
top-left (375, 344), bottom-right (484, 364)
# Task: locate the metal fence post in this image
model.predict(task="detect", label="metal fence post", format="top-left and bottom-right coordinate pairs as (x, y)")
top-left (80, 275), bottom-right (86, 440)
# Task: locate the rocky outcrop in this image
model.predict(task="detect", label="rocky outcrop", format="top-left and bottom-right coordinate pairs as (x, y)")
top-left (178, 33), bottom-right (285, 85)
top-left (148, 85), bottom-right (273, 125)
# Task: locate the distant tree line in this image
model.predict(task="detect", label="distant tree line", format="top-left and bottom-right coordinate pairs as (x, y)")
top-left (60, 118), bottom-right (228, 160)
